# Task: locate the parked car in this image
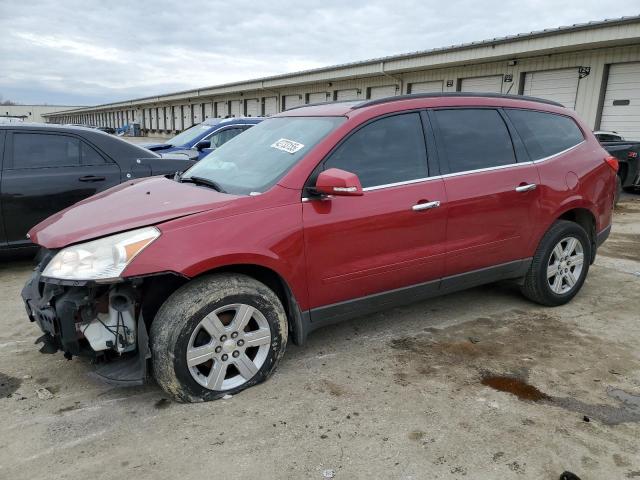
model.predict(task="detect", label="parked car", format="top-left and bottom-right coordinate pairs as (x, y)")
top-left (143, 117), bottom-right (263, 160)
top-left (595, 130), bottom-right (640, 196)
top-left (0, 123), bottom-right (195, 253)
top-left (22, 93), bottom-right (617, 402)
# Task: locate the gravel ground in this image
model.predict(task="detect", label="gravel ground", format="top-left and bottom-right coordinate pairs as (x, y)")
top-left (0, 194), bottom-right (638, 480)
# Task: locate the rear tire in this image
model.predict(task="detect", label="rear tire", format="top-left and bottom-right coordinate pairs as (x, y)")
top-left (521, 220), bottom-right (591, 306)
top-left (151, 273), bottom-right (288, 402)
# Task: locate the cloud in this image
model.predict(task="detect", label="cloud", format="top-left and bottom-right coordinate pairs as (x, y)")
top-left (0, 0), bottom-right (638, 104)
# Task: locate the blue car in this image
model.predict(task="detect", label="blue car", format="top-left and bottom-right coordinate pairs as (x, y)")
top-left (143, 117), bottom-right (264, 160)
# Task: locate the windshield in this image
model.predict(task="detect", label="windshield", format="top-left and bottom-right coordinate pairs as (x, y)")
top-left (182, 116), bottom-right (345, 195)
top-left (167, 123), bottom-right (213, 146)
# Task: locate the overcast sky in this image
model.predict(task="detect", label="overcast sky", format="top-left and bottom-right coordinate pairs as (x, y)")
top-left (0, 0), bottom-right (638, 106)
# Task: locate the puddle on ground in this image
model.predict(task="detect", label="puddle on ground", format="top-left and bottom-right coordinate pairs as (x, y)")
top-left (481, 373), bottom-right (640, 425)
top-left (481, 375), bottom-right (550, 402)
top-left (0, 372), bottom-right (21, 398)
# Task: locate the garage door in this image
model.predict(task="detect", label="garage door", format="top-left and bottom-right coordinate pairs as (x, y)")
top-left (336, 89), bottom-right (359, 101)
top-left (308, 92), bottom-right (329, 103)
top-left (410, 81), bottom-right (443, 94)
top-left (230, 100), bottom-right (242, 117)
top-left (192, 104), bottom-right (202, 124)
top-left (283, 95), bottom-right (303, 110)
top-left (216, 101), bottom-right (228, 118)
top-left (460, 75), bottom-right (503, 93)
top-left (174, 107), bottom-right (183, 131)
top-left (522, 68), bottom-right (579, 108)
top-left (204, 103), bottom-right (213, 119)
top-left (158, 108), bottom-right (165, 130)
top-left (149, 108), bottom-right (156, 130)
top-left (264, 97), bottom-right (277, 116)
top-left (599, 62), bottom-right (640, 139)
top-left (165, 107), bottom-right (173, 130)
top-left (183, 104), bottom-right (193, 128)
top-left (245, 98), bottom-right (260, 117)
top-left (368, 85), bottom-right (397, 99)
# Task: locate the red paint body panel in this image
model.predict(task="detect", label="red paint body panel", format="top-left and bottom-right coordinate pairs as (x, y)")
top-left (443, 163), bottom-right (541, 274)
top-left (302, 179), bottom-right (447, 307)
top-left (29, 176), bottom-right (237, 248)
top-left (29, 95), bottom-right (616, 315)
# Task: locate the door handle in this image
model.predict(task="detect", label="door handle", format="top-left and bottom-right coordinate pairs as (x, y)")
top-left (412, 200), bottom-right (441, 211)
top-left (78, 175), bottom-right (106, 182)
top-left (515, 183), bottom-right (537, 192)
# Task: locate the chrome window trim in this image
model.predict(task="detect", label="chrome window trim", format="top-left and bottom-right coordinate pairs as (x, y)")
top-left (300, 138), bottom-right (585, 200)
top-left (531, 140), bottom-right (585, 164)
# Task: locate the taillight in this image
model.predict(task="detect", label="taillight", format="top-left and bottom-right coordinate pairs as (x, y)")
top-left (628, 151), bottom-right (638, 159)
top-left (605, 156), bottom-right (619, 173)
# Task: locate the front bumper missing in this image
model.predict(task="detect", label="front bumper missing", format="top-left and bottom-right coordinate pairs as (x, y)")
top-left (21, 266), bottom-right (150, 386)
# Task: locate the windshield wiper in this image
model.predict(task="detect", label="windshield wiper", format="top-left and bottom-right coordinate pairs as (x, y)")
top-left (179, 175), bottom-right (227, 193)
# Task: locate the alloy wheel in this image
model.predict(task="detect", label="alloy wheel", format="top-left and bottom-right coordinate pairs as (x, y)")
top-left (186, 304), bottom-right (271, 391)
top-left (546, 236), bottom-right (584, 295)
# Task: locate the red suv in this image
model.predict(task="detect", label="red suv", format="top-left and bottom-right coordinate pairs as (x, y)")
top-left (22, 93), bottom-right (617, 402)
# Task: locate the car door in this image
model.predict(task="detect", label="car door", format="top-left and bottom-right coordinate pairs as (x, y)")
top-left (302, 112), bottom-right (447, 319)
top-left (0, 130), bottom-right (121, 247)
top-left (429, 108), bottom-right (541, 280)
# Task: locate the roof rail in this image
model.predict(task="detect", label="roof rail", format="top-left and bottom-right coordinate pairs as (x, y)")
top-left (284, 99), bottom-right (363, 111)
top-left (352, 92), bottom-right (564, 109)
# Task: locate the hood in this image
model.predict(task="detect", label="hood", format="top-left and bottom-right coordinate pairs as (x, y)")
top-left (29, 176), bottom-right (238, 249)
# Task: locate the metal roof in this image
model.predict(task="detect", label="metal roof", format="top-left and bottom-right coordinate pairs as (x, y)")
top-left (44, 15), bottom-right (640, 116)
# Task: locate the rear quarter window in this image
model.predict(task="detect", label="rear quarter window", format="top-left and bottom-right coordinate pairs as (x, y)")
top-left (505, 109), bottom-right (584, 160)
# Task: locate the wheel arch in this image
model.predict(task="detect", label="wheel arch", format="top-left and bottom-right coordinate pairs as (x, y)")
top-left (191, 262), bottom-right (308, 346)
top-left (555, 207), bottom-right (597, 263)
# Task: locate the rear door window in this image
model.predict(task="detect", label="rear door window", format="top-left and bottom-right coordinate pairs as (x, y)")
top-left (11, 132), bottom-right (80, 169)
top-left (431, 109), bottom-right (516, 174)
top-left (80, 141), bottom-right (108, 165)
top-left (505, 109), bottom-right (584, 160)
top-left (323, 112), bottom-right (428, 188)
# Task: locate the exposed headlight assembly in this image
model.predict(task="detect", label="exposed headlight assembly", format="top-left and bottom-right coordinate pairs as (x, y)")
top-left (42, 227), bottom-right (160, 281)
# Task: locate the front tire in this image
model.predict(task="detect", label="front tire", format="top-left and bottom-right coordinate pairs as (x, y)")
top-left (521, 220), bottom-right (591, 306)
top-left (151, 273), bottom-right (288, 402)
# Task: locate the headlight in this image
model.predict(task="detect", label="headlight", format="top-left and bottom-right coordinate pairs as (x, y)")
top-left (42, 227), bottom-right (160, 281)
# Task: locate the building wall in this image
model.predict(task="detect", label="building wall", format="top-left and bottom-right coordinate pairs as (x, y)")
top-left (1, 105), bottom-right (84, 123)
top-left (44, 36), bottom-right (640, 137)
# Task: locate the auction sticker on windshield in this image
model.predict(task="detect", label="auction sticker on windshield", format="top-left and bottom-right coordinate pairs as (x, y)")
top-left (271, 138), bottom-right (305, 154)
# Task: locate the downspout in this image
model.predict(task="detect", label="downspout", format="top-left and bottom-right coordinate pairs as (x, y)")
top-left (381, 61), bottom-right (404, 95)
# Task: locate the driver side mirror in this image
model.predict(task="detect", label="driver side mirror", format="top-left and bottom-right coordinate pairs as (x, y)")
top-left (314, 168), bottom-right (363, 196)
top-left (195, 140), bottom-right (211, 151)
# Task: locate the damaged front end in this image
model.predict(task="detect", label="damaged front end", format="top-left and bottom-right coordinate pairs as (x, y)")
top-left (21, 252), bottom-right (162, 386)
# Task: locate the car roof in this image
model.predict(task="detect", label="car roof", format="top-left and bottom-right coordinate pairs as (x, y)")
top-left (0, 122), bottom-right (160, 159)
top-left (202, 117), bottom-right (264, 127)
top-left (276, 93), bottom-right (566, 117)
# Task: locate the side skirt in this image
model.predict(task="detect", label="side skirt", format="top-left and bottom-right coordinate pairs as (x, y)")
top-left (296, 258), bottom-right (532, 343)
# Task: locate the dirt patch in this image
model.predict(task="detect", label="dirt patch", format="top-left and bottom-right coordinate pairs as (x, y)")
top-left (598, 232), bottom-right (640, 262)
top-left (318, 379), bottom-right (348, 397)
top-left (390, 309), bottom-right (640, 425)
top-left (0, 372), bottom-right (21, 398)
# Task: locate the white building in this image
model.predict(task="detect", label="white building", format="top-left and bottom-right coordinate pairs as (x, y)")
top-left (2, 104), bottom-right (85, 123)
top-left (44, 16), bottom-right (640, 139)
